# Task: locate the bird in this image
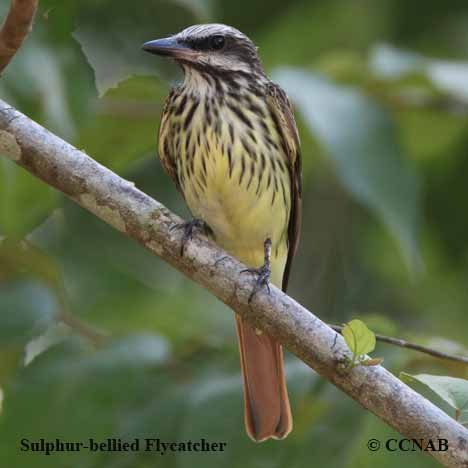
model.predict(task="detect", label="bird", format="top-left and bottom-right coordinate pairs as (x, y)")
top-left (142, 23), bottom-right (302, 442)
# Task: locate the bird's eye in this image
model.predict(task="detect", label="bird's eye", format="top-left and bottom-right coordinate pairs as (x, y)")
top-left (210, 35), bottom-right (225, 50)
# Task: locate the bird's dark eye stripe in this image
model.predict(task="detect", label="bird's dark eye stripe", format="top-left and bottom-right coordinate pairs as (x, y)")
top-left (183, 35), bottom-right (226, 51)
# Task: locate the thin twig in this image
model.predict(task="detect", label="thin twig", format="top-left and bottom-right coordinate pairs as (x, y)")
top-left (57, 309), bottom-right (109, 348)
top-left (56, 291), bottom-right (109, 348)
top-left (330, 325), bottom-right (468, 365)
top-left (0, 0), bottom-right (38, 74)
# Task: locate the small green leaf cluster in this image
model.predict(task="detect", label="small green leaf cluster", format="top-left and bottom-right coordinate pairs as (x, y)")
top-left (341, 319), bottom-right (384, 369)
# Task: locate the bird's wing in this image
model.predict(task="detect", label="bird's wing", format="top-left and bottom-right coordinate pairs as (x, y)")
top-left (267, 82), bottom-right (302, 292)
top-left (158, 89), bottom-right (182, 193)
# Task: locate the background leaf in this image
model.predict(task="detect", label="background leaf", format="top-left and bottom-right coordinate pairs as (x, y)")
top-left (0, 280), bottom-right (57, 347)
top-left (72, 1), bottom-right (211, 97)
top-left (401, 373), bottom-right (468, 424)
top-left (273, 68), bottom-right (422, 269)
top-left (0, 160), bottom-right (58, 238)
top-left (370, 44), bottom-right (468, 102)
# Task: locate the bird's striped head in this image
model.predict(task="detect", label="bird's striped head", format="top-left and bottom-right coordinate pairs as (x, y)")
top-left (142, 24), bottom-right (264, 76)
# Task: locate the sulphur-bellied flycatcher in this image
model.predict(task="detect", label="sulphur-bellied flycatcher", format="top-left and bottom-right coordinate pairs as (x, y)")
top-left (143, 24), bottom-right (302, 442)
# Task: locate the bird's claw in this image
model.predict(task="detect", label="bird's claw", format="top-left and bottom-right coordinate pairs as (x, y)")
top-left (171, 218), bottom-right (209, 256)
top-left (214, 256), bottom-right (229, 268)
top-left (241, 263), bottom-right (271, 303)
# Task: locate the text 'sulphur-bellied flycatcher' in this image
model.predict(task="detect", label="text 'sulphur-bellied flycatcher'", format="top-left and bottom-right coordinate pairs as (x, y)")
top-left (143, 24), bottom-right (302, 442)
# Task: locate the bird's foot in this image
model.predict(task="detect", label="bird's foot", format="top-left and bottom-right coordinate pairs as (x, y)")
top-left (242, 264), bottom-right (271, 303)
top-left (171, 218), bottom-right (210, 256)
top-left (241, 238), bottom-right (272, 303)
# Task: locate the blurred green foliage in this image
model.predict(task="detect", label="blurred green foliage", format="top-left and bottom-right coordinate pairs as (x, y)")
top-left (401, 373), bottom-right (468, 424)
top-left (0, 0), bottom-right (468, 467)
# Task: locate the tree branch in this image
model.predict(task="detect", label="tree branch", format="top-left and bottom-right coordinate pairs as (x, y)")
top-left (0, 0), bottom-right (38, 74)
top-left (331, 325), bottom-right (468, 365)
top-left (0, 100), bottom-right (467, 467)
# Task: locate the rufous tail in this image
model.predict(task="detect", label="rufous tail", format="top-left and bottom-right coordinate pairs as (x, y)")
top-left (235, 315), bottom-right (292, 442)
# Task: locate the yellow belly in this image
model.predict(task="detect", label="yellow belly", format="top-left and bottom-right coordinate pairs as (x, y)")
top-left (191, 160), bottom-right (287, 280)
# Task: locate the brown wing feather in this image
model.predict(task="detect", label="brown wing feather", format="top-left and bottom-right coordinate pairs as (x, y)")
top-left (158, 88), bottom-right (182, 193)
top-left (267, 83), bottom-right (302, 292)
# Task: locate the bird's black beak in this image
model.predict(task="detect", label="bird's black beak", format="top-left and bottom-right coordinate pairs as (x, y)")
top-left (142, 37), bottom-right (196, 60)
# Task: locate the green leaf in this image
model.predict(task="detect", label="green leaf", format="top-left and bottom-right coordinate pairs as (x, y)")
top-left (0, 334), bottom-right (179, 468)
top-left (72, 1), bottom-right (210, 96)
top-left (0, 42), bottom-right (76, 139)
top-left (0, 160), bottom-right (58, 238)
top-left (370, 44), bottom-right (468, 101)
top-left (370, 44), bottom-right (426, 79)
top-left (342, 319), bottom-right (376, 357)
top-left (273, 68), bottom-right (422, 269)
top-left (0, 237), bottom-right (63, 288)
top-left (401, 373), bottom-right (468, 424)
top-left (0, 280), bottom-right (57, 347)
